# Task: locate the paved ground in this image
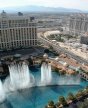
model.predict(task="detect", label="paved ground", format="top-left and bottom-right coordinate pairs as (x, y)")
top-left (39, 36), bottom-right (88, 65)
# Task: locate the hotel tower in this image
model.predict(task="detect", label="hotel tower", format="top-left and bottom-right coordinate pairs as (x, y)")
top-left (0, 11), bottom-right (37, 49)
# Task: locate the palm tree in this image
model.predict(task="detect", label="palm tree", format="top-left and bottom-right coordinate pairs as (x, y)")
top-left (28, 58), bottom-right (33, 66)
top-left (44, 49), bottom-right (49, 53)
top-left (75, 90), bottom-right (84, 100)
top-left (54, 67), bottom-right (59, 73)
top-left (67, 92), bottom-right (76, 102)
top-left (59, 96), bottom-right (67, 106)
top-left (47, 100), bottom-right (56, 108)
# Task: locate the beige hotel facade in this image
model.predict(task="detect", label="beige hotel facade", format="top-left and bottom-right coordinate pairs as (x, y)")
top-left (0, 11), bottom-right (37, 49)
top-left (68, 14), bottom-right (88, 36)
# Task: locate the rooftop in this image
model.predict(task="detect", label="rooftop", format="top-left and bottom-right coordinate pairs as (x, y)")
top-left (0, 11), bottom-right (35, 21)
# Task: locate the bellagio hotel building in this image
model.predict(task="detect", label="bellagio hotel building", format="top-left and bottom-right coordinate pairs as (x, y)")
top-left (0, 11), bottom-right (37, 49)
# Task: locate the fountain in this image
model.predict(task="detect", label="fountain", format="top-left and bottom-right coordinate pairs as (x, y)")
top-left (41, 62), bottom-right (52, 85)
top-left (0, 80), bottom-right (5, 103)
top-left (58, 75), bottom-right (80, 85)
top-left (8, 61), bottom-right (34, 90)
top-left (0, 59), bottom-right (81, 105)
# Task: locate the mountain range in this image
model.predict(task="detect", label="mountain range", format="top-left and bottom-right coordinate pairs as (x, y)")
top-left (0, 5), bottom-right (86, 13)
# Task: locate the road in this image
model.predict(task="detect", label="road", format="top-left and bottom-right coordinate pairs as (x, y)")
top-left (38, 35), bottom-right (88, 65)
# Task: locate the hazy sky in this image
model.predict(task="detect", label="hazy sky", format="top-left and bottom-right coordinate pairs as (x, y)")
top-left (0, 0), bottom-right (88, 10)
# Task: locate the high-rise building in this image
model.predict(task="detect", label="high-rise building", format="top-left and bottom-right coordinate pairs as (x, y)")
top-left (80, 33), bottom-right (88, 45)
top-left (0, 11), bottom-right (37, 49)
top-left (67, 14), bottom-right (88, 36)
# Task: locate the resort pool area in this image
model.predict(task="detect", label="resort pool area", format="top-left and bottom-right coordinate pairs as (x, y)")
top-left (0, 66), bottom-right (88, 108)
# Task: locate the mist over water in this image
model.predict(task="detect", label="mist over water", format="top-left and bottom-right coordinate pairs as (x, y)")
top-left (8, 62), bottom-right (34, 90)
top-left (0, 80), bottom-right (5, 103)
top-left (0, 61), bottom-right (80, 103)
top-left (41, 62), bottom-right (52, 85)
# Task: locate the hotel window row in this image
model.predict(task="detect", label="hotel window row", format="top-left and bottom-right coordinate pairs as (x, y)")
top-left (68, 15), bottom-right (88, 36)
top-left (0, 11), bottom-right (37, 49)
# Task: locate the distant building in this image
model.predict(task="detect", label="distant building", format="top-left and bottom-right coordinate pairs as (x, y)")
top-left (67, 14), bottom-right (88, 36)
top-left (80, 33), bottom-right (88, 45)
top-left (18, 12), bottom-right (23, 16)
top-left (0, 11), bottom-right (37, 49)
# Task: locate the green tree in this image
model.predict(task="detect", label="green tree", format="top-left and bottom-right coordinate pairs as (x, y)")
top-left (47, 100), bottom-right (56, 108)
top-left (75, 90), bottom-right (84, 99)
top-left (54, 67), bottom-right (59, 73)
top-left (67, 92), bottom-right (76, 101)
top-left (44, 49), bottom-right (49, 53)
top-left (28, 58), bottom-right (33, 66)
top-left (59, 96), bottom-right (67, 106)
